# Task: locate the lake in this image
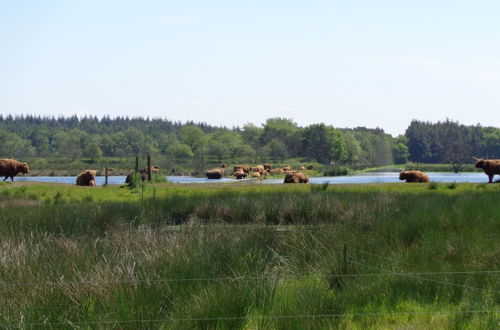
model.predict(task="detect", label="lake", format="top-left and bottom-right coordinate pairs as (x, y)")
top-left (12, 172), bottom-right (490, 186)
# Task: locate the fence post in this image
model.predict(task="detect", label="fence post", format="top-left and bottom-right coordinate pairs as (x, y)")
top-left (343, 242), bottom-right (348, 275)
top-left (104, 167), bottom-right (108, 186)
top-left (135, 156), bottom-right (139, 172)
top-left (147, 154), bottom-right (152, 182)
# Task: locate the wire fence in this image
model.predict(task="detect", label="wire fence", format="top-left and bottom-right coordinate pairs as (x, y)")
top-left (1, 245), bottom-right (498, 326)
top-left (0, 270), bottom-right (499, 288)
top-left (1, 310), bottom-right (499, 327)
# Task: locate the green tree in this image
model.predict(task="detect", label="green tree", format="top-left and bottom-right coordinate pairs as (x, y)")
top-left (302, 124), bottom-right (347, 164)
top-left (342, 132), bottom-right (364, 166)
top-left (181, 126), bottom-right (208, 171)
top-left (261, 118), bottom-right (300, 156)
top-left (266, 139), bottom-right (288, 162)
top-left (84, 143), bottom-right (103, 162)
top-left (392, 135), bottom-right (409, 164)
top-left (167, 143), bottom-right (194, 171)
top-left (241, 123), bottom-right (263, 151)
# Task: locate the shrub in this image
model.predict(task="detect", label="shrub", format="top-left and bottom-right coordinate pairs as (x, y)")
top-left (428, 182), bottom-right (439, 190)
top-left (323, 166), bottom-right (349, 176)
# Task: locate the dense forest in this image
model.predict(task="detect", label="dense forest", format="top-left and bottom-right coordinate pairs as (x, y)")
top-left (0, 115), bottom-right (498, 170)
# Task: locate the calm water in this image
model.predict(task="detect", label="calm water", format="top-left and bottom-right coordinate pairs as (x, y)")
top-left (12, 172), bottom-right (490, 186)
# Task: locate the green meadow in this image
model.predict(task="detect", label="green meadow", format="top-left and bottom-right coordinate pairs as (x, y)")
top-left (0, 181), bottom-right (499, 329)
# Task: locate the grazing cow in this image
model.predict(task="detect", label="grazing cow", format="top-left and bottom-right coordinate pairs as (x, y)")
top-left (0, 159), bottom-right (29, 182)
top-left (270, 168), bottom-right (284, 174)
top-left (306, 165), bottom-right (314, 170)
top-left (76, 170), bottom-right (97, 186)
top-left (474, 158), bottom-right (500, 183)
top-left (220, 163), bottom-right (228, 169)
top-left (206, 168), bottom-right (224, 179)
top-left (282, 166), bottom-right (292, 172)
top-left (234, 169), bottom-right (247, 179)
top-left (399, 171), bottom-right (430, 183)
top-left (284, 171), bottom-right (309, 184)
top-left (263, 164), bottom-right (272, 171)
top-left (299, 166), bottom-right (306, 170)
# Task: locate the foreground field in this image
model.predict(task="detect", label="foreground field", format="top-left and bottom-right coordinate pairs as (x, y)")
top-left (0, 182), bottom-right (498, 329)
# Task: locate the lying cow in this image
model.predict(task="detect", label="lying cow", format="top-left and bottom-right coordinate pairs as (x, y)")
top-left (76, 170), bottom-right (97, 186)
top-left (474, 158), bottom-right (500, 183)
top-left (399, 171), bottom-right (430, 183)
top-left (284, 171), bottom-right (309, 184)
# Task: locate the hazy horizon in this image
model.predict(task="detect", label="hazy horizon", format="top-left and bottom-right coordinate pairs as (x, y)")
top-left (2, 1), bottom-right (500, 136)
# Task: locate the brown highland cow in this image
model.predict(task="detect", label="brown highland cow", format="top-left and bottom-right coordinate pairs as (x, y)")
top-left (234, 165), bottom-right (252, 173)
top-left (251, 171), bottom-right (261, 178)
top-left (76, 170), bottom-right (97, 186)
top-left (206, 168), bottom-right (224, 179)
top-left (399, 171), bottom-right (429, 183)
top-left (474, 158), bottom-right (500, 183)
top-left (234, 169), bottom-right (247, 179)
top-left (253, 165), bottom-right (266, 175)
top-left (284, 171), bottom-right (309, 184)
top-left (0, 159), bottom-right (29, 181)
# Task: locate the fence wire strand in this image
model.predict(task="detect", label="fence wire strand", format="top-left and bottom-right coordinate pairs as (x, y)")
top-left (0, 269), bottom-right (499, 288)
top-left (1, 310), bottom-right (498, 327)
top-left (348, 250), bottom-right (500, 294)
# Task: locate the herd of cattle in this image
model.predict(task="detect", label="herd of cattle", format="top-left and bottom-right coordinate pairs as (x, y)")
top-left (0, 158), bottom-right (499, 185)
top-left (206, 164), bottom-right (313, 183)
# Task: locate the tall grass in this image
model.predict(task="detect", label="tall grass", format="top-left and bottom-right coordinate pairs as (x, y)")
top-left (0, 183), bottom-right (498, 328)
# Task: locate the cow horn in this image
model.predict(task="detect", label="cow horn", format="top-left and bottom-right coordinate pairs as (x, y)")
top-left (472, 157), bottom-right (480, 161)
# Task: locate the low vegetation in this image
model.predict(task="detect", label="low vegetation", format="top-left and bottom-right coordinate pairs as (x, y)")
top-left (0, 182), bottom-right (498, 328)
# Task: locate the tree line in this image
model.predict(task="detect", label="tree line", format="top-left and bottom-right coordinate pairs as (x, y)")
top-left (0, 115), bottom-right (498, 169)
top-left (405, 119), bottom-right (500, 171)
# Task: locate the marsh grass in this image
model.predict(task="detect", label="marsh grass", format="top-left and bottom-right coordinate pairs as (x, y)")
top-left (0, 183), bottom-right (498, 328)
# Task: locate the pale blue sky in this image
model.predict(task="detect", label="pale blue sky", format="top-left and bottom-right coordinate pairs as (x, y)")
top-left (1, 0), bottom-right (500, 135)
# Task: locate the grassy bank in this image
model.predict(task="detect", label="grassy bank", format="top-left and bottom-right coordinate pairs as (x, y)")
top-left (0, 182), bottom-right (498, 328)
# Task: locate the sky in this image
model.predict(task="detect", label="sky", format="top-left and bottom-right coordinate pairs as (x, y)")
top-left (1, 0), bottom-right (500, 136)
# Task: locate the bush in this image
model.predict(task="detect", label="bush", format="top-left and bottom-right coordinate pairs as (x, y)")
top-left (428, 182), bottom-right (439, 190)
top-left (323, 166), bottom-right (349, 176)
top-left (127, 172), bottom-right (143, 189)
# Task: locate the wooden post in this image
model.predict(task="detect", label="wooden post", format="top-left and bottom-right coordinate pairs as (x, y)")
top-left (342, 242), bottom-right (348, 275)
top-left (104, 167), bottom-right (108, 186)
top-left (147, 154), bottom-right (152, 182)
top-left (135, 156), bottom-right (139, 172)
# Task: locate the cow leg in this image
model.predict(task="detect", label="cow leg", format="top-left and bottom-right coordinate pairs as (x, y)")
top-left (488, 174), bottom-right (493, 183)
top-left (10, 176), bottom-right (14, 182)
top-left (3, 176), bottom-right (7, 181)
